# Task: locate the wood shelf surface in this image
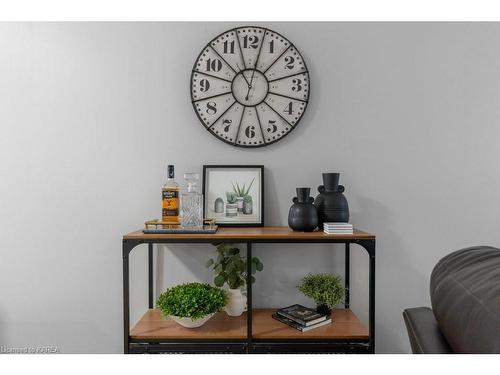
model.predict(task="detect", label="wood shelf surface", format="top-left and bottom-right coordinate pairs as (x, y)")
top-left (130, 308), bottom-right (368, 341)
top-left (253, 309), bottom-right (368, 339)
top-left (124, 226), bottom-right (375, 241)
top-left (130, 309), bottom-right (246, 340)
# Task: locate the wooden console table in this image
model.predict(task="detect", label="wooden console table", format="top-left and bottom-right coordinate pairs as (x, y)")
top-left (122, 226), bottom-right (375, 354)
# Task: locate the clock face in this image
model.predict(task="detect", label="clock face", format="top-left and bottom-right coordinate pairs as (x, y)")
top-left (190, 26), bottom-right (310, 147)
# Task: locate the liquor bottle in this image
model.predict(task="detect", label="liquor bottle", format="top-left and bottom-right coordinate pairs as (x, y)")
top-left (162, 165), bottom-right (180, 224)
top-left (180, 173), bottom-right (203, 228)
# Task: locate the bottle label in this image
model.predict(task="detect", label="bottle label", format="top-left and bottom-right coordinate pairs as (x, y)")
top-left (162, 209), bottom-right (179, 217)
top-left (162, 190), bottom-right (179, 218)
top-left (162, 190), bottom-right (178, 200)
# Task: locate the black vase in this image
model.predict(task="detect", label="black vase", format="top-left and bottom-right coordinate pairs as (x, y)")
top-left (288, 188), bottom-right (318, 232)
top-left (314, 173), bottom-right (349, 229)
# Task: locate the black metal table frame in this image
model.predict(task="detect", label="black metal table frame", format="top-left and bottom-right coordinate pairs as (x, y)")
top-left (122, 237), bottom-right (375, 354)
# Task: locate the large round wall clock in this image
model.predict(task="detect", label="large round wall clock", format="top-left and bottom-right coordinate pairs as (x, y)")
top-left (190, 26), bottom-right (310, 147)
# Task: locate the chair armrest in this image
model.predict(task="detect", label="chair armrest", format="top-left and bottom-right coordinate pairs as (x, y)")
top-left (403, 307), bottom-right (452, 354)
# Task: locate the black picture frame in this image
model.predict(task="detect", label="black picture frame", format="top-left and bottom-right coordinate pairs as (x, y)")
top-left (202, 165), bottom-right (264, 227)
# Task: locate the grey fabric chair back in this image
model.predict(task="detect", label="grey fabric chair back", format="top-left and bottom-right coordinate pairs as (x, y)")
top-left (430, 246), bottom-right (500, 353)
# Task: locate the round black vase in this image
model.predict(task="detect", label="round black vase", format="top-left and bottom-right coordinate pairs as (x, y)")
top-left (288, 188), bottom-right (318, 232)
top-left (316, 304), bottom-right (332, 317)
top-left (314, 173), bottom-right (350, 229)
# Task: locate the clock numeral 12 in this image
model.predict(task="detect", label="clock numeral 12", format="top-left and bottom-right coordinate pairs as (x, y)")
top-left (243, 35), bottom-right (259, 49)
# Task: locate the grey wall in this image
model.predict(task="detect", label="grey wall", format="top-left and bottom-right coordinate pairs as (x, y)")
top-left (1, 22), bottom-right (500, 353)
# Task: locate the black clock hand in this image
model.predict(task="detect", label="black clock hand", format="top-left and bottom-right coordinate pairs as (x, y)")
top-left (242, 74), bottom-right (251, 88)
top-left (245, 69), bottom-right (256, 101)
top-left (236, 64), bottom-right (251, 87)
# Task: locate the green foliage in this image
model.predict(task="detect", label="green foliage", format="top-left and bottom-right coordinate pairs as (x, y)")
top-left (206, 243), bottom-right (264, 289)
top-left (297, 273), bottom-right (345, 309)
top-left (232, 178), bottom-right (255, 197)
top-left (156, 282), bottom-right (227, 320)
top-left (226, 191), bottom-right (237, 204)
top-left (243, 195), bottom-right (253, 203)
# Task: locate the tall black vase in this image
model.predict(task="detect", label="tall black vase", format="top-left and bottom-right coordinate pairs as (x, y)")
top-left (314, 173), bottom-right (349, 229)
top-left (288, 188), bottom-right (318, 232)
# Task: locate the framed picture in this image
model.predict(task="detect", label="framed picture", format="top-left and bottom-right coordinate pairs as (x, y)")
top-left (203, 165), bottom-right (264, 227)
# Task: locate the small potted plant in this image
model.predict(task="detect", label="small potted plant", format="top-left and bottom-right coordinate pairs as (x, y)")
top-left (232, 178), bottom-right (255, 213)
top-left (206, 243), bottom-right (263, 316)
top-left (225, 192), bottom-right (238, 217)
top-left (242, 195), bottom-right (253, 214)
top-left (156, 282), bottom-right (227, 328)
top-left (297, 273), bottom-right (345, 316)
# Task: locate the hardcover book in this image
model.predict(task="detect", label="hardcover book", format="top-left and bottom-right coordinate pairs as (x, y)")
top-left (324, 223), bottom-right (353, 227)
top-left (272, 313), bottom-right (332, 332)
top-left (276, 304), bottom-right (327, 326)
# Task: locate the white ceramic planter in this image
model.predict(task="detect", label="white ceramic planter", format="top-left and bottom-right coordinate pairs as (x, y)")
top-left (225, 288), bottom-right (247, 316)
top-left (236, 197), bottom-right (244, 212)
top-left (170, 313), bottom-right (215, 328)
top-left (226, 203), bottom-right (238, 217)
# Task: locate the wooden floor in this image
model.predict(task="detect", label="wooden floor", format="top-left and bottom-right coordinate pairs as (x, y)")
top-left (130, 308), bottom-right (368, 340)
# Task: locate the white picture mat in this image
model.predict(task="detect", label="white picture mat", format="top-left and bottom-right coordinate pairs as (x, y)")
top-left (204, 167), bottom-right (262, 224)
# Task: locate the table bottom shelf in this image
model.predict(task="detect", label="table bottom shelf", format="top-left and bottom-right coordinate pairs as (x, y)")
top-left (130, 308), bottom-right (368, 353)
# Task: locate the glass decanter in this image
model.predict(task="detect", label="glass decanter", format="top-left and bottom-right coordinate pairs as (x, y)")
top-left (180, 173), bottom-right (203, 228)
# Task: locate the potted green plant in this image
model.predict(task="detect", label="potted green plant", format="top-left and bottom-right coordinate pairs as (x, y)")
top-left (242, 195), bottom-right (253, 214)
top-left (297, 273), bottom-right (345, 316)
top-left (156, 282), bottom-right (227, 328)
top-left (232, 178), bottom-right (255, 213)
top-left (225, 192), bottom-right (238, 217)
top-left (206, 243), bottom-right (263, 316)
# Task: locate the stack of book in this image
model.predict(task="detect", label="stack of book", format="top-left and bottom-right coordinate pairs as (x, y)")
top-left (324, 222), bottom-right (353, 234)
top-left (272, 304), bottom-right (332, 332)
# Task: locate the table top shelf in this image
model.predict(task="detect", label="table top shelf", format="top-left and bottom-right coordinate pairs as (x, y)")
top-left (124, 226), bottom-right (375, 241)
top-left (130, 308), bottom-right (368, 341)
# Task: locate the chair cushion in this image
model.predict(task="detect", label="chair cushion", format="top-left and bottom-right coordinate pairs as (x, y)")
top-left (430, 246), bottom-right (500, 353)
